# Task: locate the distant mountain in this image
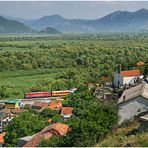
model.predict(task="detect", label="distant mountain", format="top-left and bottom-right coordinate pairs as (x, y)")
top-left (3, 8), bottom-right (148, 33)
top-left (92, 8), bottom-right (148, 32)
top-left (0, 16), bottom-right (34, 33)
top-left (39, 27), bottom-right (61, 34)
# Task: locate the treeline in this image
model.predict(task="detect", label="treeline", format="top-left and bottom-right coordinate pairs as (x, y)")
top-left (0, 38), bottom-right (148, 76)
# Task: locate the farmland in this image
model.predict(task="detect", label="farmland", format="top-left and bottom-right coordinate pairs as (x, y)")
top-left (0, 33), bottom-right (148, 99)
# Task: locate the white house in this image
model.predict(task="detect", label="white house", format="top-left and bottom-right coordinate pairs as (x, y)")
top-left (114, 69), bottom-right (142, 87)
top-left (118, 82), bottom-right (148, 124)
top-left (61, 107), bottom-right (73, 119)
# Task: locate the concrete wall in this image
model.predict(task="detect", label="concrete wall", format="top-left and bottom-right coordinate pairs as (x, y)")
top-left (118, 97), bottom-right (148, 124)
top-left (113, 73), bottom-right (123, 87)
top-left (114, 73), bottom-right (137, 87)
top-left (123, 76), bottom-right (136, 85)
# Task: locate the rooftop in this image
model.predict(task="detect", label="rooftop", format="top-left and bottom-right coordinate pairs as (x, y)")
top-left (61, 107), bottom-right (73, 115)
top-left (120, 69), bottom-right (141, 77)
top-left (32, 101), bottom-right (49, 108)
top-left (118, 82), bottom-right (148, 104)
top-left (49, 100), bottom-right (62, 110)
top-left (5, 100), bottom-right (20, 104)
top-left (23, 123), bottom-right (69, 147)
top-left (0, 108), bottom-right (27, 114)
top-left (137, 61), bottom-right (145, 66)
top-left (0, 132), bottom-right (6, 144)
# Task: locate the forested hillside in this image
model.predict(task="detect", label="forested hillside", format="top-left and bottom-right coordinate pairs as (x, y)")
top-left (0, 16), bottom-right (34, 33)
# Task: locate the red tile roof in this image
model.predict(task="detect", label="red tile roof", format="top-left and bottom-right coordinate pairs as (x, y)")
top-left (23, 123), bottom-right (70, 147)
top-left (120, 70), bottom-right (141, 77)
top-left (47, 118), bottom-right (52, 123)
top-left (32, 101), bottom-right (49, 108)
top-left (137, 61), bottom-right (145, 66)
top-left (0, 132), bottom-right (6, 143)
top-left (49, 100), bottom-right (62, 110)
top-left (61, 107), bottom-right (73, 115)
top-left (11, 109), bottom-right (27, 114)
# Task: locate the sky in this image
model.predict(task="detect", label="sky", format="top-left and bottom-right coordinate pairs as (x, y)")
top-left (0, 1), bottom-right (148, 19)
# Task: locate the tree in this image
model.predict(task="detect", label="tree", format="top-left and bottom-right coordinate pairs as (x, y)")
top-left (4, 111), bottom-right (47, 147)
top-left (39, 108), bottom-right (59, 118)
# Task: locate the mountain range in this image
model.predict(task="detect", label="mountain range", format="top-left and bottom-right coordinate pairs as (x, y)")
top-left (1, 8), bottom-right (148, 33)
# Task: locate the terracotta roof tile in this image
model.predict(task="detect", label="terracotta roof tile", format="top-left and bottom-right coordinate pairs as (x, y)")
top-left (48, 118), bottom-right (52, 123)
top-left (32, 101), bottom-right (49, 108)
top-left (120, 69), bottom-right (141, 77)
top-left (137, 61), bottom-right (145, 66)
top-left (49, 100), bottom-right (62, 110)
top-left (11, 109), bottom-right (27, 114)
top-left (23, 123), bottom-right (69, 147)
top-left (61, 107), bottom-right (73, 115)
top-left (0, 132), bottom-right (6, 143)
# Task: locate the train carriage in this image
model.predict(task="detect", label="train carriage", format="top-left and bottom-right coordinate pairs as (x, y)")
top-left (24, 91), bottom-right (52, 99)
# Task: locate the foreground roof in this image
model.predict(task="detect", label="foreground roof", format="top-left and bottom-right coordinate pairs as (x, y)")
top-left (120, 69), bottom-right (141, 77)
top-left (119, 83), bottom-right (148, 104)
top-left (23, 123), bottom-right (69, 147)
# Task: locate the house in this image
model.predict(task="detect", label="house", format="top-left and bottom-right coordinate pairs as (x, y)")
top-left (49, 100), bottom-right (62, 110)
top-left (0, 132), bottom-right (6, 147)
top-left (113, 69), bottom-right (142, 87)
top-left (22, 123), bottom-right (70, 147)
top-left (5, 100), bottom-right (20, 109)
top-left (61, 107), bottom-right (73, 119)
top-left (32, 101), bottom-right (49, 111)
top-left (118, 82), bottom-right (148, 124)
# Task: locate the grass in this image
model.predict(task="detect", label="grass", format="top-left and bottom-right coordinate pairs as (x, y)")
top-left (0, 69), bottom-right (61, 100)
top-left (97, 120), bottom-right (148, 147)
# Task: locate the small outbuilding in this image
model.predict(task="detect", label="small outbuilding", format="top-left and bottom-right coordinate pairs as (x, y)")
top-left (5, 100), bottom-right (20, 109)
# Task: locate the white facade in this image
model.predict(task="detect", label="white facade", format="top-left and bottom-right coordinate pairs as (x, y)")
top-left (114, 73), bottom-right (139, 87)
top-left (118, 97), bottom-right (148, 124)
top-left (61, 113), bottom-right (72, 119)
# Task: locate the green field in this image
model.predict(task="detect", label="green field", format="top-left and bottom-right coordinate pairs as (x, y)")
top-left (0, 69), bottom-right (60, 99)
top-left (0, 34), bottom-right (148, 100)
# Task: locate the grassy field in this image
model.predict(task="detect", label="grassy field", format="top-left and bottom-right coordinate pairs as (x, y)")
top-left (97, 121), bottom-right (148, 147)
top-left (0, 69), bottom-right (62, 99)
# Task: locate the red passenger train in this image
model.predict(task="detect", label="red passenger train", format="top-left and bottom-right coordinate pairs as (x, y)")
top-left (24, 90), bottom-right (73, 99)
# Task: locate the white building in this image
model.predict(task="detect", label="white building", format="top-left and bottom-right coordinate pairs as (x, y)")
top-left (113, 69), bottom-right (142, 87)
top-left (118, 82), bottom-right (148, 124)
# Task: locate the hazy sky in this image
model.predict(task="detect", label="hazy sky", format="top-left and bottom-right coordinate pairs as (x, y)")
top-left (0, 1), bottom-right (148, 19)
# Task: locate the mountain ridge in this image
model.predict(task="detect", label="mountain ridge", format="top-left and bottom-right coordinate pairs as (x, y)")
top-left (1, 8), bottom-right (148, 33)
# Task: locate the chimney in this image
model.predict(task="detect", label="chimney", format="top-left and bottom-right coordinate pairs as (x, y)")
top-left (117, 64), bottom-right (121, 74)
